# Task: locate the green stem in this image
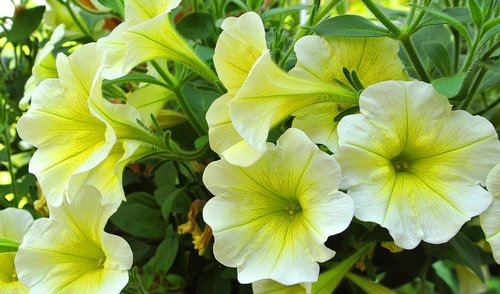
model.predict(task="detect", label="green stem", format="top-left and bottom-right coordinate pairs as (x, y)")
top-left (57, 0), bottom-right (94, 39)
top-left (151, 61), bottom-right (206, 135)
top-left (361, 0), bottom-right (430, 82)
top-left (474, 96), bottom-right (500, 115)
top-left (452, 29), bottom-right (461, 73)
top-left (2, 126), bottom-right (18, 206)
top-left (461, 66), bottom-right (488, 110)
top-left (400, 35), bottom-right (431, 82)
top-left (150, 61), bottom-right (176, 88)
top-left (279, 0), bottom-right (342, 67)
top-left (138, 142), bottom-right (212, 162)
top-left (361, 0), bottom-right (401, 36)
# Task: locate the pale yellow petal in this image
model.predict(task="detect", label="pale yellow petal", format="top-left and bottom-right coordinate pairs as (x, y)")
top-left (0, 208), bottom-right (33, 242)
top-left (122, 13), bottom-right (213, 81)
top-left (252, 280), bottom-right (311, 294)
top-left (127, 84), bottom-right (174, 127)
top-left (213, 12), bottom-right (267, 95)
top-left (97, 22), bottom-right (131, 80)
top-left (482, 163), bottom-right (500, 264)
top-left (124, 0), bottom-right (180, 23)
top-left (206, 94), bottom-right (264, 166)
top-left (290, 36), bottom-right (409, 86)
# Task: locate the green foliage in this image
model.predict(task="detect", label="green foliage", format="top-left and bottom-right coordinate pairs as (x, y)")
top-left (314, 15), bottom-right (391, 37)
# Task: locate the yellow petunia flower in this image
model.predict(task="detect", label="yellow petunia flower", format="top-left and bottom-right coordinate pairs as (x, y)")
top-left (289, 35), bottom-right (409, 152)
top-left (335, 80), bottom-right (500, 249)
top-left (14, 185), bottom-right (133, 294)
top-left (481, 163), bottom-right (500, 264)
top-left (206, 12), bottom-right (267, 167)
top-left (203, 128), bottom-right (354, 285)
top-left (17, 43), bottom-right (159, 206)
top-left (0, 208), bottom-right (33, 294)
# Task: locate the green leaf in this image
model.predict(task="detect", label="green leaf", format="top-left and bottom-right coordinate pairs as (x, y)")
top-left (431, 232), bottom-right (485, 281)
top-left (196, 267), bottom-right (231, 294)
top-left (103, 73), bottom-right (167, 87)
top-left (431, 72), bottom-right (466, 97)
top-left (180, 83), bottom-right (219, 132)
top-left (261, 4), bottom-right (308, 20)
top-left (125, 237), bottom-right (151, 263)
top-left (97, 0), bottom-right (124, 17)
top-left (158, 188), bottom-right (191, 219)
top-left (314, 15), bottom-right (391, 37)
top-left (412, 4), bottom-right (471, 48)
top-left (154, 162), bottom-right (177, 187)
top-left (111, 203), bottom-right (166, 239)
top-left (144, 225), bottom-right (179, 274)
top-left (176, 13), bottom-right (215, 40)
top-left (346, 273), bottom-right (396, 294)
top-left (0, 238), bottom-right (20, 253)
top-left (312, 243), bottom-right (373, 294)
top-left (7, 6), bottom-right (46, 43)
top-left (419, 8), bottom-right (471, 27)
top-left (423, 42), bottom-right (451, 76)
top-left (477, 19), bottom-right (500, 49)
top-left (468, 0), bottom-right (483, 28)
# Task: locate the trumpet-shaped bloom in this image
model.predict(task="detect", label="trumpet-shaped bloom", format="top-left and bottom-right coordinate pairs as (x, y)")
top-left (15, 185), bottom-right (133, 294)
top-left (20, 24), bottom-right (65, 110)
top-left (230, 52), bottom-right (358, 152)
top-left (335, 81), bottom-right (500, 249)
top-left (289, 35), bottom-right (409, 152)
top-left (17, 43), bottom-right (156, 206)
top-left (0, 208), bottom-right (33, 294)
top-left (203, 128), bottom-right (354, 285)
top-left (97, 0), bottom-right (185, 79)
top-left (481, 163), bottom-right (500, 264)
top-left (207, 11), bottom-right (267, 166)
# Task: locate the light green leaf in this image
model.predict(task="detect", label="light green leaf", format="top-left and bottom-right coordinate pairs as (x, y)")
top-left (97, 0), bottom-right (124, 17)
top-left (345, 273), bottom-right (396, 294)
top-left (431, 72), bottom-right (466, 97)
top-left (312, 243), bottom-right (373, 294)
top-left (314, 15), bottom-right (391, 37)
top-left (144, 225), bottom-right (179, 274)
top-left (176, 13), bottom-right (215, 40)
top-left (261, 4), bottom-right (308, 20)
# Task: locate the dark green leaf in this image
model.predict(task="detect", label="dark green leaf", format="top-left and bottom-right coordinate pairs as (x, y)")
top-left (314, 15), bottom-right (391, 37)
top-left (431, 232), bottom-right (485, 281)
top-left (180, 83), bottom-right (219, 132)
top-left (111, 203), bottom-right (166, 239)
top-left (261, 4), bottom-right (308, 20)
top-left (196, 267), bottom-right (231, 294)
top-left (97, 0), bottom-right (124, 17)
top-left (7, 6), bottom-right (46, 43)
top-left (144, 225), bottom-right (179, 274)
top-left (176, 13), bottom-right (215, 40)
top-left (0, 238), bottom-right (19, 253)
top-left (468, 0), bottom-right (483, 28)
top-left (155, 162), bottom-right (177, 187)
top-left (431, 72), bottom-right (466, 97)
top-left (124, 237), bottom-right (151, 263)
top-left (423, 42), bottom-right (451, 76)
top-left (126, 192), bottom-right (159, 209)
top-left (103, 73), bottom-right (167, 87)
top-left (159, 188), bottom-right (191, 219)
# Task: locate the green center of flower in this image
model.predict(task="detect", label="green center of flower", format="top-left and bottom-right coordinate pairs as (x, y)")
top-left (283, 202), bottom-right (302, 217)
top-left (11, 271), bottom-right (18, 282)
top-left (391, 154), bottom-right (411, 172)
top-left (97, 257), bottom-right (106, 268)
